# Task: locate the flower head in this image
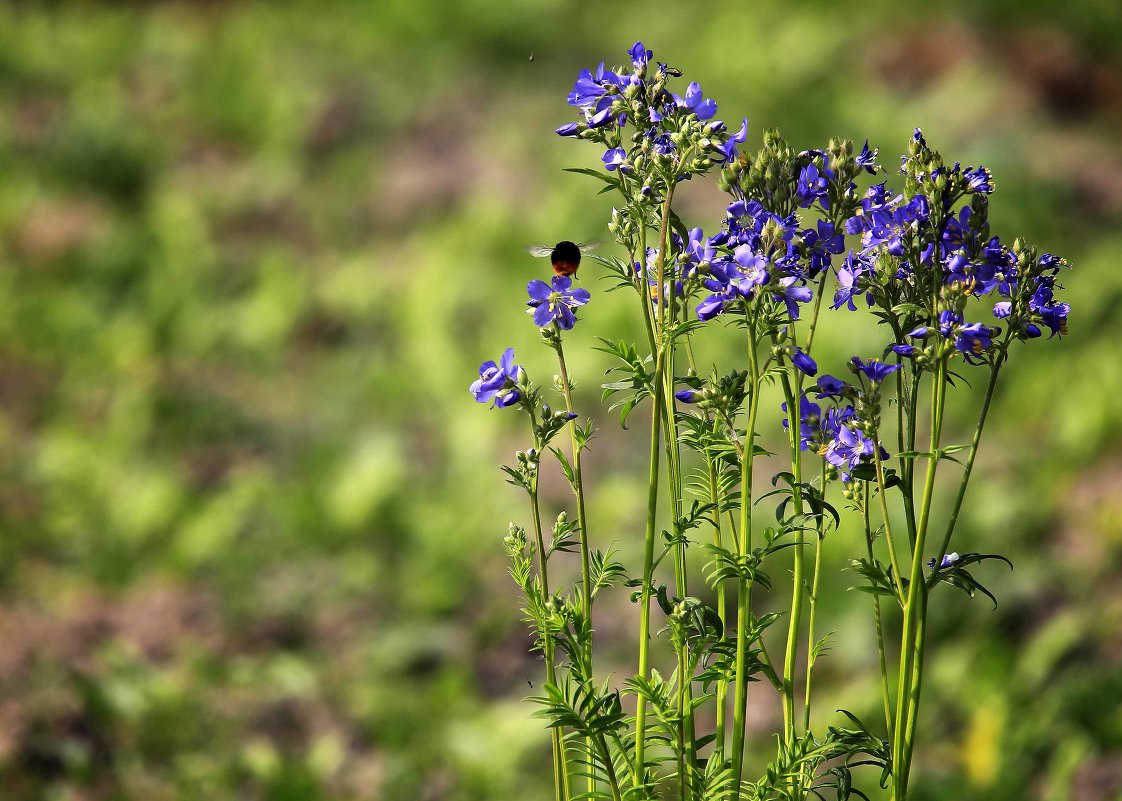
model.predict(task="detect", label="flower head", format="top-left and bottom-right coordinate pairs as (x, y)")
top-left (791, 347), bottom-right (817, 376)
top-left (814, 374), bottom-right (849, 399)
top-left (963, 166), bottom-right (994, 194)
top-left (602, 147), bottom-right (630, 172)
top-left (568, 63), bottom-right (624, 112)
top-left (718, 118), bottom-right (749, 163)
top-left (928, 552), bottom-right (961, 570)
top-left (851, 356), bottom-right (901, 384)
top-left (795, 162), bottom-right (831, 208)
top-left (629, 41), bottom-right (653, 72)
top-left (856, 140), bottom-right (880, 174)
top-left (833, 251), bottom-right (875, 311)
top-left (527, 276), bottom-right (591, 330)
top-left (674, 81), bottom-right (717, 120)
top-left (470, 348), bottom-right (524, 408)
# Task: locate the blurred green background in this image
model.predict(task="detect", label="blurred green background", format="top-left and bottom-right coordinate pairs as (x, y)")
top-left (0, 2), bottom-right (1120, 799)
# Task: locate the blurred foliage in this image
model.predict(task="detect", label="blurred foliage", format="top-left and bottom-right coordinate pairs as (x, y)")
top-left (0, 1), bottom-right (1120, 800)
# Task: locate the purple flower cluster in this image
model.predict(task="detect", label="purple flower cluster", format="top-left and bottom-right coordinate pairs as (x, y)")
top-left (781, 374), bottom-right (888, 482)
top-left (692, 199), bottom-right (820, 321)
top-left (992, 253), bottom-right (1070, 340)
top-left (828, 129), bottom-right (1071, 365)
top-left (557, 41), bottom-right (746, 178)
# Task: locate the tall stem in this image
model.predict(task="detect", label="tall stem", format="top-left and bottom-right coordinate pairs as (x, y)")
top-left (530, 487), bottom-right (570, 801)
top-left (554, 339), bottom-right (593, 669)
top-left (872, 437), bottom-right (906, 603)
top-left (863, 483), bottom-right (894, 735)
top-left (634, 347), bottom-right (665, 787)
top-left (778, 370), bottom-right (806, 748)
top-left (893, 358), bottom-right (947, 799)
top-left (554, 337), bottom-right (597, 798)
top-left (803, 461), bottom-right (828, 733)
top-left (730, 320), bottom-right (761, 799)
top-left (641, 179), bottom-right (673, 780)
top-left (706, 434), bottom-right (729, 753)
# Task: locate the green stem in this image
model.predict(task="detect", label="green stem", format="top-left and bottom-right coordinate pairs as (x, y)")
top-left (634, 344), bottom-right (666, 788)
top-left (792, 266), bottom-right (831, 742)
top-left (637, 180), bottom-right (678, 787)
top-left (730, 319), bottom-right (761, 800)
top-left (530, 487), bottom-right (570, 801)
top-left (864, 483), bottom-right (894, 736)
top-left (553, 337), bottom-right (596, 798)
top-left (593, 733), bottom-right (625, 801)
top-left (892, 357), bottom-right (947, 799)
top-left (682, 337), bottom-right (727, 759)
top-left (554, 338), bottom-right (593, 667)
top-left (706, 436), bottom-right (728, 754)
top-left (899, 588), bottom-right (928, 792)
top-left (778, 370), bottom-right (806, 748)
top-left (871, 433), bottom-right (906, 605)
top-left (677, 641), bottom-right (690, 801)
top-left (802, 270), bottom-right (831, 355)
top-left (803, 462), bottom-right (828, 733)
top-left (664, 334), bottom-right (699, 792)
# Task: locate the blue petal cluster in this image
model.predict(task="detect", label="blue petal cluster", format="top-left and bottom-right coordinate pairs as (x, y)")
top-left (527, 276), bottom-right (591, 330)
top-left (470, 348), bottom-right (524, 408)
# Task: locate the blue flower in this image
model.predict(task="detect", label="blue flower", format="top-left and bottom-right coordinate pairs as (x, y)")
top-left (675, 81), bottom-right (717, 120)
top-left (718, 118), bottom-right (749, 163)
top-left (814, 374), bottom-right (849, 399)
top-left (555, 122), bottom-right (580, 137)
top-left (602, 147), bottom-right (630, 172)
top-left (629, 41), bottom-right (653, 72)
top-left (652, 131), bottom-right (675, 154)
top-left (775, 276), bottom-right (813, 320)
top-left (1037, 302), bottom-right (1069, 337)
top-left (944, 249), bottom-right (1001, 295)
top-left (928, 552), bottom-right (961, 570)
top-left (823, 423), bottom-right (880, 477)
top-left (675, 389), bottom-right (702, 403)
top-left (851, 356), bottom-right (901, 384)
top-left (833, 251), bottom-right (875, 311)
top-left (791, 347), bottom-right (817, 376)
top-left (964, 166), bottom-right (994, 194)
top-left (1025, 273), bottom-right (1070, 337)
top-left (843, 182), bottom-right (896, 237)
top-left (733, 246), bottom-right (770, 294)
top-left (696, 292), bottom-right (731, 321)
top-left (909, 311), bottom-right (997, 362)
top-left (568, 63), bottom-right (624, 111)
top-left (470, 348), bottom-right (524, 408)
top-left (527, 276), bottom-right (591, 330)
top-left (804, 220), bottom-right (845, 274)
top-left (795, 162), bottom-right (830, 208)
top-left (586, 106), bottom-right (616, 128)
top-left (684, 227), bottom-right (715, 277)
top-left (954, 322), bottom-right (996, 360)
top-left (856, 140), bottom-right (880, 174)
top-left (941, 206), bottom-right (975, 251)
top-left (860, 195), bottom-right (929, 256)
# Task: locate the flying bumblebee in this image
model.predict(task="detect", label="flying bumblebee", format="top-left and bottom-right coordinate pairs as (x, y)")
top-left (527, 240), bottom-right (597, 278)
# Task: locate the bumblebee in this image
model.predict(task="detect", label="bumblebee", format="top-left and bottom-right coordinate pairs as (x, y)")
top-left (527, 241), bottom-right (597, 278)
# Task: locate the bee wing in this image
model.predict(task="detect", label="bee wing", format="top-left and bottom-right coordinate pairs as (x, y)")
top-left (576, 241), bottom-right (600, 254)
top-left (526, 245), bottom-right (553, 258)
